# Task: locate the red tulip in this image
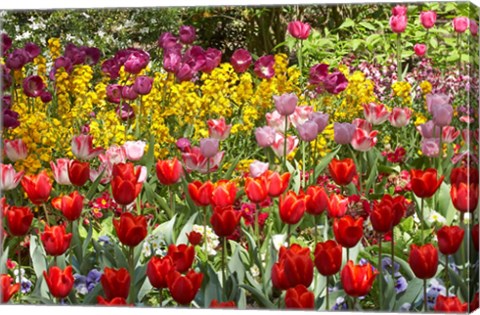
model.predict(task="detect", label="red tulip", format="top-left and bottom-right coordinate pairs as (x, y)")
top-left (113, 212), bottom-right (148, 247)
top-left (21, 170), bottom-right (52, 204)
top-left (245, 176), bottom-right (268, 203)
top-left (210, 206), bottom-right (242, 237)
top-left (146, 256), bottom-right (175, 289)
top-left (167, 244), bottom-right (195, 273)
top-left (271, 260), bottom-right (291, 290)
top-left (279, 191), bottom-right (306, 225)
top-left (5, 206), bottom-right (33, 236)
top-left (265, 170), bottom-right (290, 197)
top-left (166, 270), bottom-right (203, 305)
top-left (437, 225), bottom-right (464, 255)
top-left (408, 243), bottom-right (438, 279)
top-left (1, 274), bottom-right (20, 303)
top-left (450, 166), bottom-right (478, 186)
top-left (328, 158), bottom-right (356, 186)
top-left (434, 295), bottom-right (468, 312)
top-left (210, 299), bottom-right (237, 308)
top-left (97, 296), bottom-right (130, 306)
top-left (370, 195), bottom-right (395, 233)
top-left (410, 168), bottom-right (444, 198)
top-left (211, 180), bottom-right (237, 207)
top-left (285, 285), bottom-right (315, 309)
top-left (100, 267), bottom-right (130, 300)
top-left (187, 231), bottom-right (203, 246)
top-left (51, 191), bottom-right (84, 221)
top-left (43, 266), bottom-right (74, 299)
top-left (272, 244), bottom-right (313, 290)
top-left (333, 215), bottom-right (364, 248)
top-left (68, 160), bottom-right (90, 186)
top-left (314, 240), bottom-right (342, 276)
top-left (341, 260), bottom-right (378, 297)
top-left (391, 195), bottom-right (407, 226)
top-left (41, 225), bottom-right (72, 257)
top-left (111, 163), bottom-right (143, 205)
top-left (327, 193), bottom-right (348, 218)
top-left (188, 180), bottom-right (214, 207)
top-left (156, 158), bottom-right (183, 185)
top-left (473, 224), bottom-right (479, 252)
top-left (450, 182), bottom-right (479, 213)
top-left (305, 186), bottom-right (329, 216)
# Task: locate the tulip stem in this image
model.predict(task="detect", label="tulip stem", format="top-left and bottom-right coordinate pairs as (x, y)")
top-left (420, 198), bottom-right (424, 243)
top-left (311, 138), bottom-right (318, 185)
top-left (287, 224), bottom-right (291, 247)
top-left (203, 206), bottom-right (208, 260)
top-left (17, 243), bottom-right (22, 302)
top-left (378, 235), bottom-right (382, 310)
top-left (423, 279), bottom-right (427, 311)
top-left (396, 33), bottom-right (402, 81)
top-left (283, 115), bottom-right (288, 172)
top-left (128, 246), bottom-right (135, 305)
top-left (222, 237), bottom-right (227, 295)
top-left (254, 203), bottom-right (260, 250)
top-left (135, 97), bottom-right (142, 138)
top-left (298, 39), bottom-right (303, 78)
top-left (445, 254), bottom-right (449, 297)
top-left (346, 248), bottom-right (350, 262)
top-left (159, 288), bottom-right (163, 307)
top-left (207, 159), bottom-right (210, 181)
top-left (325, 276), bottom-right (330, 310)
top-left (42, 203), bottom-right (51, 226)
top-left (302, 141), bottom-right (306, 190)
top-left (391, 228), bottom-right (395, 280)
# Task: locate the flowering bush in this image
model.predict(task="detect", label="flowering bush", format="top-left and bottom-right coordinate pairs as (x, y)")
top-left (0, 2), bottom-right (478, 312)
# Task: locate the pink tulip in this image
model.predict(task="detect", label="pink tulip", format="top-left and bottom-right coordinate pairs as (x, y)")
top-left (442, 126), bottom-right (460, 143)
top-left (50, 158), bottom-right (72, 185)
top-left (266, 111), bottom-right (289, 133)
top-left (414, 43), bottom-right (427, 57)
top-left (254, 55), bottom-right (275, 79)
top-left (291, 106), bottom-right (314, 128)
top-left (363, 102), bottom-right (390, 125)
top-left (121, 85), bottom-right (138, 100)
top-left (297, 121), bottom-right (318, 142)
top-left (133, 76), bottom-right (153, 95)
top-left (163, 50), bottom-right (181, 73)
top-left (392, 5), bottom-right (407, 16)
top-left (460, 115), bottom-right (474, 123)
top-left (431, 103), bottom-right (453, 127)
top-left (351, 128), bottom-right (378, 152)
top-left (453, 17), bottom-right (469, 33)
top-left (426, 93), bottom-right (449, 113)
top-left (352, 118), bottom-right (372, 132)
top-left (201, 48), bottom-right (222, 73)
top-left (71, 135), bottom-right (104, 160)
top-left (470, 19), bottom-right (478, 36)
top-left (124, 50), bottom-right (150, 74)
top-left (158, 32), bottom-right (178, 50)
top-left (230, 48), bottom-right (252, 73)
top-left (287, 21), bottom-right (311, 40)
top-left (207, 117), bottom-right (232, 141)
top-left (308, 112), bottom-right (329, 134)
top-left (417, 121), bottom-right (440, 139)
top-left (421, 138), bottom-right (440, 157)
top-left (4, 139), bottom-right (28, 162)
top-left (271, 133), bottom-right (299, 157)
top-left (200, 138), bottom-right (219, 158)
top-left (249, 160), bottom-right (269, 178)
top-left (179, 25), bottom-right (196, 44)
top-left (122, 141), bottom-right (146, 161)
top-left (390, 15), bottom-right (407, 33)
top-left (182, 146), bottom-right (224, 174)
top-left (175, 63), bottom-right (195, 82)
top-left (420, 11), bottom-right (437, 29)
top-left (323, 71), bottom-right (348, 95)
top-left (389, 107), bottom-right (412, 128)
top-left (255, 126), bottom-right (276, 147)
top-left (333, 122), bottom-right (356, 145)
top-left (0, 163), bottom-right (24, 191)
top-left (273, 93), bottom-right (298, 116)
top-left (23, 75), bottom-right (45, 98)
top-left (89, 164), bottom-right (112, 185)
top-left (106, 84), bottom-right (123, 104)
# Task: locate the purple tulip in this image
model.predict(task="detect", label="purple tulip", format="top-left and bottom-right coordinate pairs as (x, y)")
top-left (200, 138), bottom-right (219, 158)
top-left (54, 56), bottom-right (74, 74)
top-left (22, 75), bottom-right (45, 98)
top-left (121, 85), bottom-right (138, 100)
top-left (133, 76), bottom-right (153, 95)
top-left (416, 120), bottom-right (441, 139)
top-left (230, 48), bottom-right (252, 73)
top-left (176, 138), bottom-right (191, 152)
top-left (185, 46), bottom-right (206, 72)
top-left (175, 63), bottom-right (195, 82)
top-left (163, 50), bottom-right (181, 73)
top-left (2, 109), bottom-right (20, 129)
top-left (1, 33), bottom-right (12, 54)
top-left (116, 103), bottom-right (135, 121)
top-left (40, 90), bottom-right (53, 103)
top-left (273, 93), bottom-right (298, 116)
top-left (24, 42), bottom-right (41, 62)
top-left (158, 32), bottom-right (178, 50)
top-left (83, 47), bottom-right (102, 65)
top-left (421, 138), bottom-right (440, 157)
top-left (426, 93), bottom-right (449, 113)
top-left (106, 84), bottom-right (123, 104)
top-left (64, 43), bottom-right (86, 65)
top-left (1, 66), bottom-right (12, 91)
top-left (254, 55), bottom-right (275, 79)
top-left (431, 103), bottom-right (453, 127)
top-left (334, 122), bottom-right (356, 144)
top-left (255, 126), bottom-right (276, 148)
top-left (324, 71), bottom-right (348, 94)
top-left (308, 112), bottom-right (329, 133)
top-left (201, 48), bottom-right (222, 73)
top-left (124, 50), bottom-right (150, 74)
top-left (101, 58), bottom-right (120, 79)
top-left (309, 63), bottom-right (329, 85)
top-left (2, 95), bottom-right (12, 110)
top-left (5, 49), bottom-right (29, 70)
top-left (297, 120), bottom-right (318, 142)
top-left (179, 25), bottom-right (196, 44)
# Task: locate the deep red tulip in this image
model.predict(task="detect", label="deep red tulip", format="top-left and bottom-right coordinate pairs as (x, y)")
top-left (245, 176), bottom-right (268, 203)
top-left (434, 295), bottom-right (468, 312)
top-left (314, 240), bottom-right (342, 276)
top-left (113, 212), bottom-right (148, 247)
top-left (111, 163), bottom-right (143, 205)
top-left (156, 158), bottom-right (183, 185)
top-left (327, 193), bottom-right (348, 218)
top-left (97, 296), bottom-right (131, 306)
top-left (187, 231), bottom-right (203, 246)
top-left (21, 170), bottom-right (52, 204)
top-left (341, 260), bottom-right (378, 297)
top-left (100, 267), bottom-right (130, 300)
top-left (333, 215), bottom-right (364, 248)
top-left (391, 195), bottom-right (407, 226)
top-left (306, 186), bottom-right (329, 216)
top-left (285, 285), bottom-right (315, 309)
top-left (41, 225), bottom-right (72, 257)
top-left (437, 225), bottom-right (464, 255)
top-left (450, 182), bottom-right (479, 213)
top-left (265, 170), bottom-right (290, 197)
top-left (188, 180), bottom-right (214, 207)
top-left (410, 168), bottom-right (444, 198)
top-left (370, 195), bottom-right (395, 233)
top-left (167, 244), bottom-right (195, 273)
top-left (210, 299), bottom-right (237, 308)
top-left (279, 191), bottom-right (306, 225)
top-left (328, 158), bottom-right (356, 186)
top-left (473, 224), bottom-right (479, 252)
top-left (146, 256), bottom-right (175, 289)
top-left (271, 259), bottom-right (291, 290)
top-left (68, 160), bottom-right (90, 186)
top-left (51, 191), bottom-right (84, 221)
top-left (166, 270), bottom-right (203, 305)
top-left (210, 206), bottom-right (242, 237)
top-left (450, 166), bottom-right (478, 186)
top-left (408, 243), bottom-right (438, 279)
top-left (272, 244), bottom-right (314, 290)
top-left (5, 206), bottom-right (33, 236)
top-left (211, 180), bottom-right (237, 207)
top-left (43, 266), bottom-right (74, 299)
top-left (1, 274), bottom-right (20, 303)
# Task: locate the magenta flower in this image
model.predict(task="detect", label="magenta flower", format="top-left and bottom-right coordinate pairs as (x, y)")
top-left (390, 15), bottom-right (407, 33)
top-left (453, 17), bottom-right (469, 33)
top-left (255, 126), bottom-right (276, 148)
top-left (2, 109), bottom-right (20, 129)
top-left (133, 76), bottom-right (153, 95)
top-left (470, 19), bottom-right (478, 36)
top-left (271, 133), bottom-right (298, 157)
top-left (351, 128), bottom-right (378, 152)
top-left (4, 139), bottom-right (28, 162)
top-left (71, 135), bottom-right (104, 161)
top-left (106, 84), bottom-right (123, 104)
top-left (116, 103), bottom-right (135, 121)
top-left (124, 50), bottom-right (150, 74)
top-left (163, 50), bottom-right (182, 73)
top-left (414, 43), bottom-right (426, 57)
top-left (207, 117), bottom-right (232, 141)
top-left (175, 63), bottom-right (195, 82)
top-left (392, 5), bottom-right (407, 16)
top-left (273, 93), bottom-right (298, 116)
top-left (231, 48), bottom-right (252, 73)
top-left (287, 21), bottom-right (311, 40)
top-left (309, 63), bottom-right (329, 85)
top-left (24, 42), bottom-right (41, 62)
top-left (22, 75), bottom-right (45, 98)
top-left (333, 122), bottom-right (356, 145)
top-left (179, 25), bottom-right (196, 44)
top-left (201, 48), bottom-right (222, 73)
top-left (121, 85), bottom-right (138, 101)
top-left (1, 33), bottom-right (12, 54)
top-left (417, 121), bottom-right (440, 139)
top-left (40, 90), bottom-right (53, 103)
top-left (176, 138), bottom-right (191, 152)
top-left (5, 49), bottom-right (29, 70)
top-left (254, 55), bottom-right (275, 79)
top-left (323, 71), bottom-right (348, 94)
top-left (297, 121), bottom-right (318, 142)
top-left (200, 138), bottom-right (220, 158)
top-left (158, 32), bottom-right (178, 49)
top-left (389, 107), bottom-right (412, 128)
top-left (420, 11), bottom-right (437, 29)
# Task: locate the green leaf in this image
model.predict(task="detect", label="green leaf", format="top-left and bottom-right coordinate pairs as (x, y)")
top-left (137, 277), bottom-right (153, 301)
top-left (85, 170), bottom-right (105, 200)
top-left (351, 39), bottom-right (362, 51)
top-left (239, 284), bottom-right (275, 308)
top-left (430, 37), bottom-right (438, 49)
top-left (143, 134), bottom-right (156, 173)
top-left (82, 222), bottom-right (93, 257)
top-left (29, 235), bottom-right (47, 278)
top-left (359, 21), bottom-right (376, 30)
top-left (175, 212), bottom-right (198, 245)
top-left (395, 278), bottom-right (423, 310)
top-left (339, 18), bottom-right (355, 29)
top-left (0, 246), bottom-right (9, 274)
top-left (113, 245), bottom-right (129, 269)
top-left (224, 153), bottom-right (242, 180)
top-left (151, 214), bottom-right (177, 244)
top-left (83, 283), bottom-right (102, 305)
top-left (314, 145), bottom-right (341, 180)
